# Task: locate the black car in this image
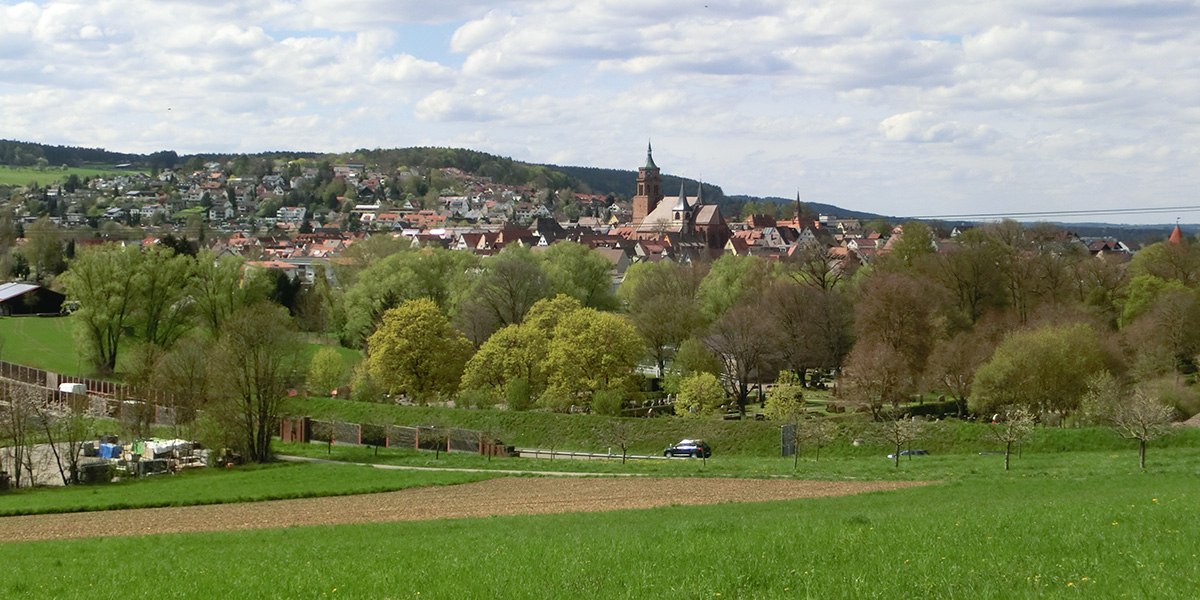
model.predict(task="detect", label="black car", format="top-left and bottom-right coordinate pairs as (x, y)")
top-left (664, 439), bottom-right (712, 458)
top-left (887, 449), bottom-right (929, 459)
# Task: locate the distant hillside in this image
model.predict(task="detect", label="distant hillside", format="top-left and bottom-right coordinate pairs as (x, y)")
top-left (730, 195), bottom-right (890, 222)
top-left (546, 164), bottom-right (727, 203)
top-left (0, 139), bottom-right (142, 168)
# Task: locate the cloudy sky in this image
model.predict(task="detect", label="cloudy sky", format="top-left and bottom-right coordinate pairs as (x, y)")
top-left (2, 0), bottom-right (1198, 224)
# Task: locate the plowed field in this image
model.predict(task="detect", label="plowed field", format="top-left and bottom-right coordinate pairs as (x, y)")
top-left (1, 477), bottom-right (929, 542)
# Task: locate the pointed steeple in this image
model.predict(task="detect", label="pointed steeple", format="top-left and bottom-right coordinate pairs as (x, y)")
top-left (672, 179), bottom-right (689, 211)
top-left (694, 181), bottom-right (704, 206)
top-left (644, 141), bottom-right (657, 170)
top-left (1169, 219), bottom-right (1184, 245)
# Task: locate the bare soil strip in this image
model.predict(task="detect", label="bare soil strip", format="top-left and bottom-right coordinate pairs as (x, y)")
top-left (1, 478), bottom-right (929, 543)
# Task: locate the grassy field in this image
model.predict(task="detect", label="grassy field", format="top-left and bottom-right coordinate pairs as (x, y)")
top-left (0, 315), bottom-right (360, 379)
top-left (0, 451), bottom-right (1195, 598)
top-left (0, 461), bottom-right (489, 516)
top-left (0, 165), bottom-right (139, 187)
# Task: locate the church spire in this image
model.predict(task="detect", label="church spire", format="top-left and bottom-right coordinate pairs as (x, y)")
top-left (672, 179), bottom-right (689, 211)
top-left (694, 180), bottom-right (703, 206)
top-left (644, 141), bottom-right (657, 170)
top-left (1169, 219), bottom-right (1184, 245)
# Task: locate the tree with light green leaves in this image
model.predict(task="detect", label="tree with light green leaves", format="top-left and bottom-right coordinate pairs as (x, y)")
top-left (970, 322), bottom-right (1113, 415)
top-left (366, 298), bottom-right (474, 403)
top-left (542, 308), bottom-right (643, 411)
top-left (460, 323), bottom-right (548, 401)
top-left (674, 372), bottom-right (725, 418)
top-left (62, 244), bottom-right (141, 374)
top-left (307, 347), bottom-right (348, 397)
top-left (539, 240), bottom-right (618, 310)
top-left (764, 371), bottom-right (806, 422)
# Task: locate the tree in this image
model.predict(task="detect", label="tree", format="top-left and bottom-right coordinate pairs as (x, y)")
top-left (595, 419), bottom-right (643, 464)
top-left (768, 282), bottom-right (854, 377)
top-left (460, 323), bottom-right (548, 401)
top-left (785, 242), bottom-right (853, 291)
top-left (697, 254), bottom-right (772, 320)
top-left (971, 323), bottom-right (1115, 415)
top-left (134, 244), bottom-right (194, 348)
top-left (923, 327), bottom-right (999, 416)
top-left (191, 250), bottom-right (262, 334)
top-left (1112, 390), bottom-right (1176, 469)
top-left (674, 372), bottom-right (725, 418)
top-left (853, 271), bottom-right (941, 384)
top-left (539, 241), bottom-right (618, 310)
top-left (366, 298), bottom-right (474, 403)
top-left (841, 340), bottom-right (911, 420)
top-left (211, 303), bottom-right (302, 463)
top-left (467, 246), bottom-right (549, 328)
top-left (150, 332), bottom-right (213, 435)
top-left (875, 413), bottom-right (927, 468)
top-left (307, 347), bottom-right (347, 397)
top-left (543, 308), bottom-right (643, 411)
top-left (22, 216), bottom-right (66, 281)
top-left (0, 382), bottom-right (39, 487)
top-left (885, 221), bottom-right (935, 268)
top-left (341, 247), bottom-right (476, 346)
top-left (62, 244), bottom-right (141, 373)
top-left (764, 371), bottom-right (806, 423)
top-left (985, 407), bottom-right (1035, 471)
top-left (795, 417), bottom-right (839, 463)
top-left (619, 261), bottom-right (705, 375)
top-left (704, 301), bottom-right (784, 415)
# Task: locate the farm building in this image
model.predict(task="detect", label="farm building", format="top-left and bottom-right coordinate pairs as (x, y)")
top-left (0, 282), bottom-right (66, 316)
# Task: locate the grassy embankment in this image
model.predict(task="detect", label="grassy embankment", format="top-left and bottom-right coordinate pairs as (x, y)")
top-left (0, 454), bottom-right (1195, 598)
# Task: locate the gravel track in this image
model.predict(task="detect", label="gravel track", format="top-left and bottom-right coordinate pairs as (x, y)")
top-left (1, 477), bottom-right (928, 543)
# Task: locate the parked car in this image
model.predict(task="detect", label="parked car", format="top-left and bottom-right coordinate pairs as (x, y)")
top-left (887, 449), bottom-right (929, 459)
top-left (664, 439), bottom-right (712, 458)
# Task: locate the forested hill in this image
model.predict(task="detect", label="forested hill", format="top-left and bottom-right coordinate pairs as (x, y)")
top-left (547, 164), bottom-right (727, 203)
top-left (0, 139), bottom-right (143, 168)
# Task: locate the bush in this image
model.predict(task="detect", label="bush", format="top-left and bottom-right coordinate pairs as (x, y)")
top-left (592, 389), bottom-right (624, 416)
top-left (505, 378), bottom-right (535, 411)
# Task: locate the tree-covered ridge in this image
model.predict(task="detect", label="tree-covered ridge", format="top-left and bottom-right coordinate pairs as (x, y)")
top-left (0, 139), bottom-right (141, 168)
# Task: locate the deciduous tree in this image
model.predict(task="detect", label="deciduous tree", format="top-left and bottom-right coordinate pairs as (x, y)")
top-left (366, 298), bottom-right (474, 403)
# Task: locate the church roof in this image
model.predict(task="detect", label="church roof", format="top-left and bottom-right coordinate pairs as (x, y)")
top-left (1169, 224), bottom-right (1184, 245)
top-left (671, 180), bottom-right (689, 211)
top-left (644, 142), bottom-right (658, 170)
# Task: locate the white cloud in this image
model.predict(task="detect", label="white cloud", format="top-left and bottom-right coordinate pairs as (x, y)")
top-left (0, 0), bottom-right (1198, 222)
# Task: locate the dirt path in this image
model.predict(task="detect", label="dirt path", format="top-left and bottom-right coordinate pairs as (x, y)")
top-left (0, 477), bottom-right (928, 543)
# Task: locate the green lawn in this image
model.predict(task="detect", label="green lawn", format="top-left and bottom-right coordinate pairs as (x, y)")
top-left (0, 165), bottom-right (140, 187)
top-left (0, 316), bottom-right (90, 376)
top-left (0, 461), bottom-right (490, 516)
top-left (0, 314), bottom-right (360, 379)
top-left (1, 451), bottom-right (1195, 598)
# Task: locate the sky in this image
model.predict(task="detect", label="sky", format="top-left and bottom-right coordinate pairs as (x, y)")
top-left (2, 1), bottom-right (1199, 224)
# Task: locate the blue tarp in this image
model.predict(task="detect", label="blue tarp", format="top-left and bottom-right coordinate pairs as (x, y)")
top-left (98, 443), bottom-right (122, 459)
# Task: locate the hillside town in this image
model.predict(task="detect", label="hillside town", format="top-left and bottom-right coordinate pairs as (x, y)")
top-left (2, 144), bottom-right (1141, 293)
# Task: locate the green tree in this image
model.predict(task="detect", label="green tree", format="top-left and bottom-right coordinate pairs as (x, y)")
top-left (366, 298), bottom-right (474, 403)
top-left (971, 323), bottom-right (1114, 415)
top-left (307, 347), bottom-right (348, 397)
top-left (62, 244), bottom-right (141, 373)
top-left (465, 245), bottom-right (549, 327)
top-left (543, 308), bottom-right (643, 411)
top-left (135, 244), bottom-right (194, 347)
top-left (191, 250), bottom-right (264, 333)
top-left (23, 216), bottom-right (66, 281)
top-left (460, 324), bottom-right (548, 400)
top-left (523, 294), bottom-right (584, 335)
top-left (697, 254), bottom-right (772, 320)
top-left (539, 241), bottom-right (618, 310)
top-left (341, 247), bottom-right (476, 347)
top-left (211, 302), bottom-right (303, 463)
top-left (674, 372), bottom-right (725, 418)
top-left (764, 371), bottom-right (806, 422)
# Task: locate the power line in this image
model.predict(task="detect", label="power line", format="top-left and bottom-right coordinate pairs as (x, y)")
top-left (907, 205), bottom-right (1200, 221)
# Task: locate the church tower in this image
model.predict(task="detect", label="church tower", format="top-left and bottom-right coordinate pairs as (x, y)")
top-left (632, 142), bottom-right (663, 225)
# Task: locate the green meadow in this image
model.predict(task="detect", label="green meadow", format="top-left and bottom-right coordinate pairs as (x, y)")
top-left (0, 453), bottom-right (1195, 598)
top-left (0, 165), bottom-right (138, 187)
top-left (0, 462), bottom-right (489, 516)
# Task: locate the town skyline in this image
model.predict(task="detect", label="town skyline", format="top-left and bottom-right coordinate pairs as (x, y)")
top-left (2, 1), bottom-right (1199, 224)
